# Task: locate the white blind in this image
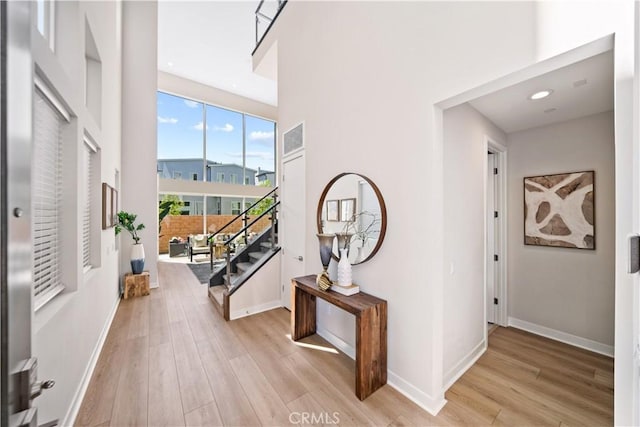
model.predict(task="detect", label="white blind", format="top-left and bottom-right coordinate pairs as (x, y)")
top-left (33, 89), bottom-right (65, 309)
top-left (82, 139), bottom-right (96, 270)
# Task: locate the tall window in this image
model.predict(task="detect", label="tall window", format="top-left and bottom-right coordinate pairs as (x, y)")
top-left (82, 138), bottom-right (98, 271)
top-left (33, 88), bottom-right (67, 310)
top-left (156, 91), bottom-right (276, 187)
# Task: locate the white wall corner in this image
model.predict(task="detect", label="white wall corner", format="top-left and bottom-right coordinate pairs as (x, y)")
top-left (508, 317), bottom-right (614, 357)
top-left (443, 339), bottom-right (486, 390)
top-left (61, 297), bottom-right (120, 426)
top-left (316, 327), bottom-right (447, 416)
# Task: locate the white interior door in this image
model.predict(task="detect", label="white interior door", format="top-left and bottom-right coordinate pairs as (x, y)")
top-left (486, 152), bottom-right (496, 324)
top-left (281, 153), bottom-right (305, 309)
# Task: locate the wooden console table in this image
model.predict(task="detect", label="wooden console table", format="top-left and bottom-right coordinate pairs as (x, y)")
top-left (291, 275), bottom-right (387, 400)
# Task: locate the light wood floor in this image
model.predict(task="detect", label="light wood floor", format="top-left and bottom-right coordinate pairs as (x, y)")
top-left (75, 262), bottom-right (613, 426)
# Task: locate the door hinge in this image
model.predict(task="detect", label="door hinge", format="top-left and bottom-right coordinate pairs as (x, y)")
top-left (493, 297), bottom-right (498, 305)
top-left (494, 254), bottom-right (499, 262)
top-left (493, 167), bottom-right (498, 175)
top-left (628, 235), bottom-right (640, 273)
top-left (494, 211), bottom-right (498, 218)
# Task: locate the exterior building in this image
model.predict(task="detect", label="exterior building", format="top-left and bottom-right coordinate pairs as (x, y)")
top-left (157, 158), bottom-right (257, 184)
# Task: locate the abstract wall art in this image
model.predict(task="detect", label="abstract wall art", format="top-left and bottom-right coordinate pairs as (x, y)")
top-left (524, 171), bottom-right (595, 249)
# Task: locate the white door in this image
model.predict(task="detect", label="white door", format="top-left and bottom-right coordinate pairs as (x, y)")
top-left (4, 2), bottom-right (53, 425)
top-left (486, 153), bottom-right (496, 324)
top-left (281, 153), bottom-right (305, 309)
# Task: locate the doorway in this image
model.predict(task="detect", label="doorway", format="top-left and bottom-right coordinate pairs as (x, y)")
top-left (439, 35), bottom-right (617, 394)
top-left (280, 152), bottom-right (305, 309)
top-left (485, 139), bottom-right (507, 329)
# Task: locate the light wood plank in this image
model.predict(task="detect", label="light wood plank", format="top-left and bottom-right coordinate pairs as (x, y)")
top-left (147, 342), bottom-right (185, 427)
top-left (184, 402), bottom-right (224, 427)
top-left (110, 336), bottom-right (149, 427)
top-left (196, 338), bottom-right (261, 426)
top-left (169, 320), bottom-right (215, 414)
top-left (76, 262), bottom-right (613, 427)
top-left (229, 353), bottom-right (292, 426)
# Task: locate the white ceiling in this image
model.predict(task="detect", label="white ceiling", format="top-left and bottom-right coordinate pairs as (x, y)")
top-left (469, 51), bottom-right (613, 134)
top-left (158, 1), bottom-right (278, 106)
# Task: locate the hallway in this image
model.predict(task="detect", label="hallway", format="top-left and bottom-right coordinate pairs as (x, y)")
top-left (75, 262), bottom-right (613, 426)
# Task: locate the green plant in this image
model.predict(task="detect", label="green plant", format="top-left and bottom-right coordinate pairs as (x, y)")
top-left (115, 211), bottom-right (145, 244)
top-left (158, 194), bottom-right (184, 234)
top-left (249, 180), bottom-right (274, 215)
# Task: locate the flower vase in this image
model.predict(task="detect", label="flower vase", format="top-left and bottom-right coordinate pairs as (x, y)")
top-left (337, 248), bottom-right (352, 287)
top-left (131, 243), bottom-right (145, 274)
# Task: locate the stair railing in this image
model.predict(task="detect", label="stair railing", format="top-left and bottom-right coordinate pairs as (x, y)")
top-left (223, 201), bottom-right (280, 288)
top-left (208, 187), bottom-right (278, 269)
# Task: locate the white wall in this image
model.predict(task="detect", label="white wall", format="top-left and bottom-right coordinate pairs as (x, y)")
top-left (158, 71), bottom-right (277, 121)
top-left (120, 2), bottom-right (159, 286)
top-left (507, 111), bottom-right (615, 351)
top-left (269, 1), bottom-right (537, 412)
top-left (30, 1), bottom-right (122, 424)
top-left (442, 103), bottom-right (506, 385)
top-left (261, 0), bottom-right (636, 416)
top-left (229, 253), bottom-right (281, 320)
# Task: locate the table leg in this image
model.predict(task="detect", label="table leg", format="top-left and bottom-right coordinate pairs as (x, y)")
top-left (291, 282), bottom-right (317, 341)
top-left (355, 302), bottom-right (387, 400)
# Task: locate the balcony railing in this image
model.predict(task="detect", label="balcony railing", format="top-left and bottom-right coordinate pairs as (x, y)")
top-left (254, 0), bottom-right (287, 52)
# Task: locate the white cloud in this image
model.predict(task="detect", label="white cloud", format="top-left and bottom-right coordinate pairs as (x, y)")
top-left (183, 100), bottom-right (199, 108)
top-left (249, 130), bottom-right (275, 141)
top-left (157, 116), bottom-right (178, 124)
top-left (193, 121), bottom-right (209, 131)
top-left (214, 123), bottom-right (234, 132)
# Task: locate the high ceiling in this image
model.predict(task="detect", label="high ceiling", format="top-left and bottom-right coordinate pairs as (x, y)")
top-left (469, 51), bottom-right (613, 134)
top-left (158, 1), bottom-right (278, 106)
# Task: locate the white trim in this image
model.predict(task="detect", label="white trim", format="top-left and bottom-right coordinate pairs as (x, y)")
top-left (34, 74), bottom-right (71, 122)
top-left (317, 326), bottom-right (356, 359)
top-left (435, 34), bottom-right (614, 109)
top-left (316, 327), bottom-right (447, 416)
top-left (387, 370), bottom-right (448, 416)
top-left (485, 137), bottom-right (508, 327)
top-left (150, 281), bottom-right (159, 289)
top-left (230, 300), bottom-right (282, 320)
top-left (62, 297), bottom-right (120, 426)
top-left (443, 339), bottom-right (486, 390)
top-left (508, 317), bottom-right (614, 357)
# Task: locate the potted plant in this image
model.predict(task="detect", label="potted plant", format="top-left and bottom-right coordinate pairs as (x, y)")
top-left (115, 211), bottom-right (146, 274)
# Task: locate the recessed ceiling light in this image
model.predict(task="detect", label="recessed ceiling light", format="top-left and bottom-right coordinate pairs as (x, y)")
top-left (167, 62), bottom-right (174, 67)
top-left (529, 89), bottom-right (553, 100)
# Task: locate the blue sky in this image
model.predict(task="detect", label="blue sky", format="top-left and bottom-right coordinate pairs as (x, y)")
top-left (157, 92), bottom-right (275, 172)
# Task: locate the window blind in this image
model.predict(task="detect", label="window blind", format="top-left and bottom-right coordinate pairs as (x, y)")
top-left (82, 138), bottom-right (97, 270)
top-left (33, 89), bottom-right (65, 310)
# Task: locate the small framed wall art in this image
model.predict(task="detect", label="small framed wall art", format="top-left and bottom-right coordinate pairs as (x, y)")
top-left (326, 200), bottom-right (340, 222)
top-left (340, 198), bottom-right (356, 222)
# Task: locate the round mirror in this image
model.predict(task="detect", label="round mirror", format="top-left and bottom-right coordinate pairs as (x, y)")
top-left (316, 173), bottom-right (387, 265)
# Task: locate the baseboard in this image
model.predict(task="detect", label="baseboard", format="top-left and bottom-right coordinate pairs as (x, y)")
top-left (62, 296), bottom-right (121, 426)
top-left (443, 339), bottom-right (486, 390)
top-left (150, 281), bottom-right (159, 289)
top-left (316, 326), bottom-right (355, 359)
top-left (387, 370), bottom-right (448, 416)
top-left (316, 327), bottom-right (447, 416)
top-left (230, 300), bottom-right (282, 320)
top-left (508, 317), bottom-right (614, 357)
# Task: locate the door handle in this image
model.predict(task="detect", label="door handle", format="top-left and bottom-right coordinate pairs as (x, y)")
top-left (296, 256), bottom-right (303, 261)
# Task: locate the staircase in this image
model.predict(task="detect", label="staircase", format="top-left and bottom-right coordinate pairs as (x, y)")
top-left (207, 188), bottom-right (280, 320)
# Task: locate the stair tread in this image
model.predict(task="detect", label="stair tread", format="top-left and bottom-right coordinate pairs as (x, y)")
top-left (209, 286), bottom-right (225, 306)
top-left (248, 251), bottom-right (265, 260)
top-left (236, 262), bottom-right (253, 271)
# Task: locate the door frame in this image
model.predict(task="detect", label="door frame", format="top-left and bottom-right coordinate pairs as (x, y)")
top-left (280, 149), bottom-right (305, 309)
top-left (484, 137), bottom-right (507, 333)
top-left (435, 34), bottom-right (618, 402)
